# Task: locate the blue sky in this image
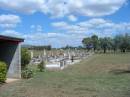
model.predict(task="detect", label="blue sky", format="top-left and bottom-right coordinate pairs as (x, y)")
top-left (0, 0), bottom-right (130, 48)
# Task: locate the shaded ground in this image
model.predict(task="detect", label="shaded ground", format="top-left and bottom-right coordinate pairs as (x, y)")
top-left (0, 53), bottom-right (130, 97)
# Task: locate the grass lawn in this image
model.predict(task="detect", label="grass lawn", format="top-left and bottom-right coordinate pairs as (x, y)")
top-left (0, 53), bottom-right (130, 97)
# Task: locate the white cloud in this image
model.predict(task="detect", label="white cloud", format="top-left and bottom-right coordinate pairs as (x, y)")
top-left (1, 18), bottom-right (130, 47)
top-left (68, 15), bottom-right (77, 22)
top-left (67, 0), bottom-right (127, 17)
top-left (0, 30), bottom-right (23, 38)
top-left (25, 32), bottom-right (84, 47)
top-left (0, 0), bottom-right (45, 14)
top-left (0, 27), bottom-right (85, 47)
top-left (0, 14), bottom-right (21, 28)
top-left (36, 25), bottom-right (43, 32)
top-left (30, 25), bottom-right (44, 33)
top-left (52, 18), bottom-right (130, 36)
top-left (0, 0), bottom-right (127, 18)
top-left (23, 32), bottom-right (75, 47)
top-left (51, 21), bottom-right (68, 30)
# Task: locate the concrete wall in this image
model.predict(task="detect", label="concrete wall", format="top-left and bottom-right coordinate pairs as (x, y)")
top-left (0, 41), bottom-right (21, 78)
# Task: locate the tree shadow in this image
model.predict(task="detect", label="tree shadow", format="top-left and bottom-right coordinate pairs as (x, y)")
top-left (109, 69), bottom-right (130, 75)
top-left (109, 69), bottom-right (130, 97)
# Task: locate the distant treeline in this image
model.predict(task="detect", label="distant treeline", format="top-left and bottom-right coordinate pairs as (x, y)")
top-left (28, 45), bottom-right (52, 50)
top-left (61, 45), bottom-right (84, 50)
top-left (82, 33), bottom-right (130, 53)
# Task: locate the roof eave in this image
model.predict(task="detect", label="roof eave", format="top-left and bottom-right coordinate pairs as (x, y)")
top-left (0, 35), bottom-right (24, 42)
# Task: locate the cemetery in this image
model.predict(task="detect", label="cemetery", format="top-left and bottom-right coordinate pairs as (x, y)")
top-left (29, 49), bottom-right (93, 70)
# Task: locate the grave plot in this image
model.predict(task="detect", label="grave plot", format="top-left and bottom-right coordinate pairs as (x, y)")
top-left (29, 49), bottom-right (93, 70)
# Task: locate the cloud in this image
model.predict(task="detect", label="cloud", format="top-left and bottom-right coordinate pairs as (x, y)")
top-left (23, 32), bottom-right (76, 47)
top-left (0, 14), bottom-right (21, 29)
top-left (24, 32), bottom-right (84, 47)
top-left (51, 21), bottom-right (68, 30)
top-left (1, 18), bottom-right (130, 47)
top-left (68, 15), bottom-right (77, 22)
top-left (69, 0), bottom-right (127, 17)
top-left (0, 0), bottom-right (45, 14)
top-left (0, 27), bottom-right (84, 47)
top-left (0, 0), bottom-right (127, 18)
top-left (52, 18), bottom-right (130, 36)
top-left (0, 30), bottom-right (23, 38)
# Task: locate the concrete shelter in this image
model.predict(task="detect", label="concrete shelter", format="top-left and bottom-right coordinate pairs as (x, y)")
top-left (0, 35), bottom-right (24, 78)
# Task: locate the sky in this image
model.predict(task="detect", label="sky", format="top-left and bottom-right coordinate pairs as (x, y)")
top-left (0, 0), bottom-right (130, 48)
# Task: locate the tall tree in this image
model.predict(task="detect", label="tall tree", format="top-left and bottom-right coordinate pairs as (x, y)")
top-left (21, 48), bottom-right (31, 69)
top-left (119, 34), bottom-right (130, 52)
top-left (91, 35), bottom-right (99, 51)
top-left (82, 33), bottom-right (130, 53)
top-left (82, 37), bottom-right (93, 51)
top-left (99, 38), bottom-right (109, 53)
top-left (113, 35), bottom-right (123, 52)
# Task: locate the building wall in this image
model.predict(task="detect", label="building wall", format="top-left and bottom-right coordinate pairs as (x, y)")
top-left (0, 41), bottom-right (21, 78)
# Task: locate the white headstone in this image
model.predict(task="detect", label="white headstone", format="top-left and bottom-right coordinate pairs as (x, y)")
top-left (31, 51), bottom-right (33, 58)
top-left (44, 49), bottom-right (46, 56)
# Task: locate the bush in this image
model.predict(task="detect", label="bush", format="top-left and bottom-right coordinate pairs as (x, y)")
top-left (21, 48), bottom-right (31, 69)
top-left (37, 61), bottom-right (45, 72)
top-left (21, 67), bottom-right (33, 79)
top-left (0, 61), bottom-right (7, 83)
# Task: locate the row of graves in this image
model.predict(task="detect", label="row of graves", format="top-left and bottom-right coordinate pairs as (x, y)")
top-left (30, 50), bottom-right (93, 70)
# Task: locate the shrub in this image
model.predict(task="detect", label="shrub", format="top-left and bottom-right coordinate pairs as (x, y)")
top-left (37, 61), bottom-right (45, 72)
top-left (0, 61), bottom-right (7, 83)
top-left (21, 48), bottom-right (31, 69)
top-left (21, 67), bottom-right (33, 79)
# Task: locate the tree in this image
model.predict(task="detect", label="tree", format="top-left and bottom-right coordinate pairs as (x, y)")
top-left (29, 45), bottom-right (52, 50)
top-left (114, 34), bottom-right (130, 52)
top-left (21, 48), bottom-right (31, 69)
top-left (82, 37), bottom-right (93, 51)
top-left (91, 35), bottom-right (99, 51)
top-left (0, 61), bottom-right (7, 83)
top-left (82, 33), bottom-right (130, 53)
top-left (113, 35), bottom-right (122, 52)
top-left (99, 38), bottom-right (110, 53)
top-left (119, 34), bottom-right (130, 52)
top-left (106, 37), bottom-right (113, 51)
top-left (38, 61), bottom-right (45, 72)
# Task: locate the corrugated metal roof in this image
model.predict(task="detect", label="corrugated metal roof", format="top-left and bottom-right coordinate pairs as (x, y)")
top-left (0, 35), bottom-right (24, 42)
